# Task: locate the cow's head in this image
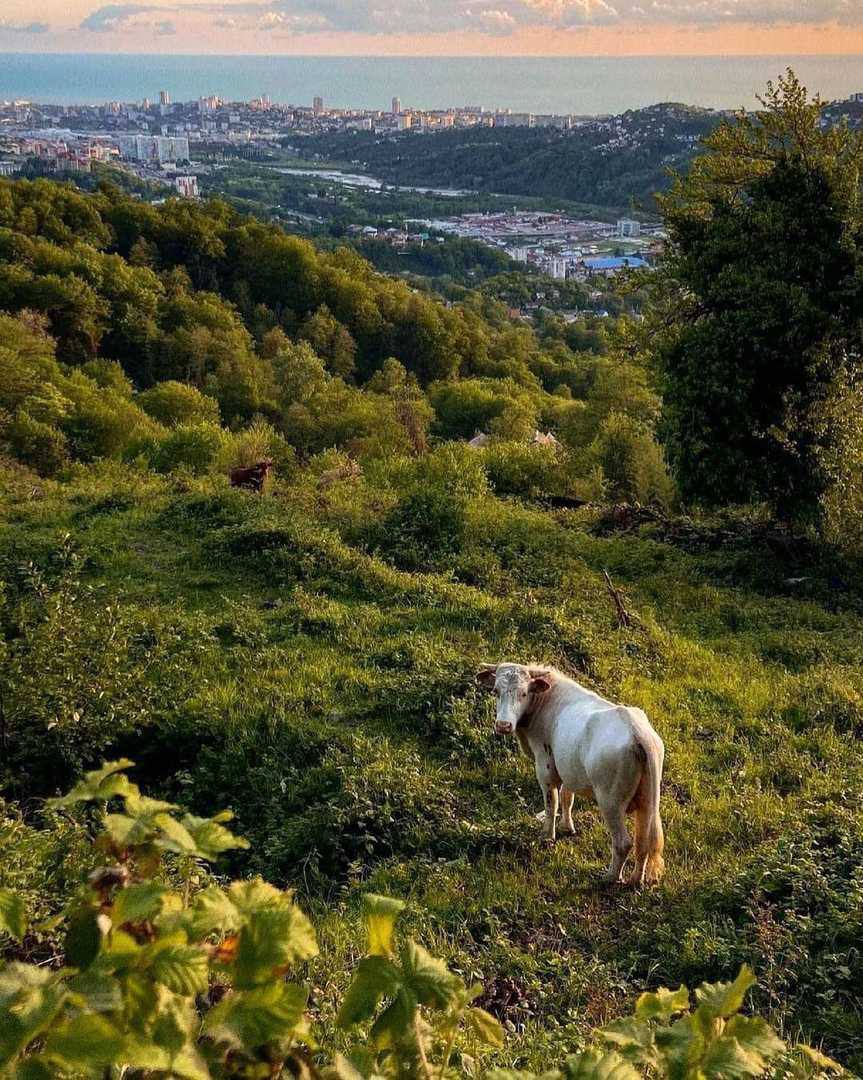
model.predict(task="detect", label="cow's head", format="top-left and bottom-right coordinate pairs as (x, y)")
top-left (257, 459), bottom-right (274, 473)
top-left (475, 662), bottom-right (551, 736)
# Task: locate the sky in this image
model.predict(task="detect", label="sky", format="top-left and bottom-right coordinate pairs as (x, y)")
top-left (2, 0), bottom-right (863, 55)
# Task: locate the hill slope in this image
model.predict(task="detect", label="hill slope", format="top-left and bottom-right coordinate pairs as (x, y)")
top-left (290, 105), bottom-right (720, 209)
top-left (3, 461), bottom-right (862, 1070)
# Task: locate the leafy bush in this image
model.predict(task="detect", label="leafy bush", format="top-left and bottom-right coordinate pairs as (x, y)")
top-left (0, 761), bottom-right (844, 1079)
top-left (592, 412), bottom-right (674, 506)
top-left (4, 408), bottom-right (69, 475)
top-left (138, 381), bottom-right (222, 427)
top-left (375, 487), bottom-right (469, 571)
top-left (148, 422), bottom-right (227, 475)
top-left (481, 441), bottom-right (563, 499)
top-left (218, 418), bottom-right (297, 479)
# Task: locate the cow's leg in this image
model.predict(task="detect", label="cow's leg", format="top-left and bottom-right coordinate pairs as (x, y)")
top-left (559, 788), bottom-right (576, 835)
top-left (542, 784), bottom-right (559, 842)
top-left (534, 749), bottom-right (560, 842)
top-left (596, 794), bottom-right (632, 884)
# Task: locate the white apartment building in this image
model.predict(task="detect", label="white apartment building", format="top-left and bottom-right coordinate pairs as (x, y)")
top-left (117, 135), bottom-right (190, 164)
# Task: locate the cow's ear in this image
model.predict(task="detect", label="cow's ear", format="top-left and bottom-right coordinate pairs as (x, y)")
top-left (476, 664), bottom-right (497, 690)
top-left (530, 676), bottom-right (551, 694)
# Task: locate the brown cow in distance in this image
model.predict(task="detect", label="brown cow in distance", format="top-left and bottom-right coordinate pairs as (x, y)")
top-left (228, 459), bottom-right (273, 493)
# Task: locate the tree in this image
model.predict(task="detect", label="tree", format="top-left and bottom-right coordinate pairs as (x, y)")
top-left (654, 71), bottom-right (863, 533)
top-left (298, 303), bottom-right (357, 378)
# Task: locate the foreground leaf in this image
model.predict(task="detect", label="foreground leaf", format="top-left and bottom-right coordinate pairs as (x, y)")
top-left (0, 890), bottom-right (27, 942)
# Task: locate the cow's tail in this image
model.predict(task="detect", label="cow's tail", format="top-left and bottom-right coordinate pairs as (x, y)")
top-left (631, 712), bottom-right (665, 884)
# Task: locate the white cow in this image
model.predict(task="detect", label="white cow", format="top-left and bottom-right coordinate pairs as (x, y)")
top-left (477, 662), bottom-right (665, 886)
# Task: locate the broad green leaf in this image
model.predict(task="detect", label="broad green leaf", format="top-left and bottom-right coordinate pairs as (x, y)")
top-left (233, 906), bottom-right (317, 988)
top-left (694, 966), bottom-right (757, 1019)
top-left (635, 984), bottom-right (690, 1021)
top-left (600, 1017), bottom-right (658, 1066)
top-left (0, 890), bottom-right (27, 942)
top-left (204, 982), bottom-right (308, 1049)
top-left (368, 988), bottom-right (417, 1050)
top-left (655, 1016), bottom-right (704, 1080)
top-left (362, 894), bottom-right (405, 957)
top-left (112, 881), bottom-right (174, 926)
top-left (399, 938), bottom-right (461, 1009)
top-left (66, 968), bottom-right (123, 1013)
top-left (103, 812), bottom-right (155, 848)
top-left (561, 1050), bottom-right (641, 1080)
top-left (153, 813), bottom-right (199, 854)
top-left (9, 1055), bottom-right (56, 1080)
top-left (150, 984), bottom-right (198, 1055)
top-left (64, 907), bottom-right (103, 970)
top-left (227, 877), bottom-right (287, 913)
top-left (336, 955), bottom-right (402, 1027)
top-left (125, 791), bottom-right (179, 817)
top-left (184, 886), bottom-right (242, 938)
top-left (123, 972), bottom-right (160, 1033)
top-left (0, 965), bottom-right (67, 1066)
top-left (724, 1016), bottom-right (785, 1062)
top-left (50, 759), bottom-right (137, 807)
top-left (44, 1013), bottom-right (125, 1067)
top-left (116, 1035), bottom-right (172, 1071)
top-left (171, 1044), bottom-right (212, 1080)
top-left (701, 1035), bottom-right (775, 1079)
top-left (468, 1006), bottom-right (505, 1048)
top-left (178, 813), bottom-right (250, 859)
top-left (151, 943), bottom-right (209, 996)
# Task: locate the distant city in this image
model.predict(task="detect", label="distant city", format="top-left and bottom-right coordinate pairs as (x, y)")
top-left (2, 88), bottom-right (861, 283)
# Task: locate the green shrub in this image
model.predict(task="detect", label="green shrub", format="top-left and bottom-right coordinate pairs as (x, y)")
top-left (138, 380), bottom-right (222, 427)
top-left (219, 418), bottom-right (297, 479)
top-left (149, 421), bottom-right (227, 475)
top-left (482, 441), bottom-right (562, 499)
top-left (4, 408), bottom-right (69, 475)
top-left (375, 488), bottom-right (469, 571)
top-left (592, 412), bottom-right (674, 506)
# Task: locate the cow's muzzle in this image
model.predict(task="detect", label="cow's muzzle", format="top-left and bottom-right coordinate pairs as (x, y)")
top-left (494, 722), bottom-right (514, 736)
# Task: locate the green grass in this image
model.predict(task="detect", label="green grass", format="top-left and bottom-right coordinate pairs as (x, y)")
top-left (2, 460), bottom-right (862, 1072)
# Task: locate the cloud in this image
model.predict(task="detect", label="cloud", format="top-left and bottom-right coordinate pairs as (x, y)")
top-left (77, 0), bottom-right (863, 36)
top-left (0, 18), bottom-right (50, 32)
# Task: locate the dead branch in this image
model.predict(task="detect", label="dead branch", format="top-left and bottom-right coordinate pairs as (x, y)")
top-left (603, 569), bottom-right (641, 630)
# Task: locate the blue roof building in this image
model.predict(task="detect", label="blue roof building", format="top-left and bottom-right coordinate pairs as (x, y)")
top-left (582, 256), bottom-right (649, 271)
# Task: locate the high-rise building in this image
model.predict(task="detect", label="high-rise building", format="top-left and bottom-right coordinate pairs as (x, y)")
top-left (617, 217), bottom-right (641, 239)
top-left (159, 90), bottom-right (170, 106)
top-left (392, 96), bottom-right (401, 115)
top-left (117, 135), bottom-right (190, 165)
top-left (313, 95), bottom-right (324, 115)
top-left (173, 175), bottom-right (199, 198)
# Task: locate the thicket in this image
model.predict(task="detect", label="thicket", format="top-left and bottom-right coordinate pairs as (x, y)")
top-left (0, 175), bottom-right (670, 505)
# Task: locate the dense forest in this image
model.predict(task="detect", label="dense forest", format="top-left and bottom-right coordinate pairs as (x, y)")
top-left (288, 104), bottom-right (719, 209)
top-left (1, 74), bottom-right (862, 1079)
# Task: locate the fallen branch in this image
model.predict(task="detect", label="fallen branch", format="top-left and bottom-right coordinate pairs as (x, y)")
top-left (603, 569), bottom-right (641, 630)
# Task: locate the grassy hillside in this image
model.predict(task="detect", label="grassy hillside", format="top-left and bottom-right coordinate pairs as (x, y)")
top-left (3, 457), bottom-right (861, 1071)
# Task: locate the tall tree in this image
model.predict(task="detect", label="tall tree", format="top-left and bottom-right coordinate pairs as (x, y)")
top-left (654, 71), bottom-right (863, 534)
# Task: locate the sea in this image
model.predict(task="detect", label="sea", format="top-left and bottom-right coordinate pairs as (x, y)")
top-left (1, 54), bottom-right (862, 114)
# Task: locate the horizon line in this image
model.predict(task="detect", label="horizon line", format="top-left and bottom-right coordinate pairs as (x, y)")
top-left (2, 50), bottom-right (863, 59)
